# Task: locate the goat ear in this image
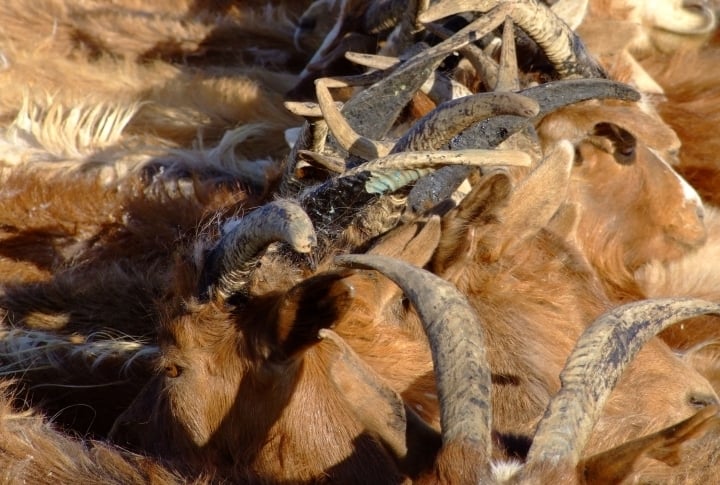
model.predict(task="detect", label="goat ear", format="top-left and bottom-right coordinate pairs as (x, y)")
top-left (579, 405), bottom-right (720, 485)
top-left (547, 202), bottom-right (580, 242)
top-left (433, 172), bottom-right (512, 272)
top-left (369, 216), bottom-right (441, 266)
top-left (320, 328), bottom-right (442, 478)
top-left (273, 272), bottom-right (355, 359)
top-left (368, 216), bottom-right (442, 308)
top-left (591, 122), bottom-right (637, 165)
top-left (588, 104), bottom-right (680, 153)
top-left (498, 140), bottom-right (574, 255)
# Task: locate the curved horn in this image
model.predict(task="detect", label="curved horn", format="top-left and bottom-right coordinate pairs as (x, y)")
top-left (420, 0), bottom-right (606, 79)
top-left (199, 200), bottom-right (317, 301)
top-left (392, 91), bottom-right (540, 153)
top-left (300, 147), bottom-right (531, 236)
top-left (327, 40), bottom-right (462, 158)
top-left (450, 79), bottom-right (639, 150)
top-left (527, 298), bottom-right (720, 467)
top-left (649, 1), bottom-right (716, 35)
top-left (335, 254), bottom-right (492, 461)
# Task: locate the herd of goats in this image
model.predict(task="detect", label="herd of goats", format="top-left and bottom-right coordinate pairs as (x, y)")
top-left (1, 0), bottom-right (720, 483)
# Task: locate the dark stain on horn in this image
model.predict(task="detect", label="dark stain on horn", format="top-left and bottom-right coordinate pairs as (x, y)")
top-left (450, 79), bottom-right (640, 151)
top-left (527, 298), bottom-right (720, 468)
top-left (198, 200), bottom-right (317, 302)
top-left (420, 0), bottom-right (606, 79)
top-left (337, 43), bottom-right (450, 154)
top-left (335, 254), bottom-right (492, 460)
top-left (299, 148), bottom-right (529, 243)
top-left (392, 91), bottom-right (540, 153)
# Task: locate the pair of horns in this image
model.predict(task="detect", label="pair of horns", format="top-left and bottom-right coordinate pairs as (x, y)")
top-left (336, 253), bottom-right (720, 480)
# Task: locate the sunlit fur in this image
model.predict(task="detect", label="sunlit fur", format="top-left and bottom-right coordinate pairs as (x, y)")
top-left (429, 171), bottom-right (717, 479)
top-left (537, 101), bottom-right (706, 301)
top-left (643, 46), bottom-right (720, 207)
top-left (636, 206), bottom-right (720, 394)
top-left (108, 224), bottom-right (442, 482)
top-left (585, 0), bottom-right (716, 55)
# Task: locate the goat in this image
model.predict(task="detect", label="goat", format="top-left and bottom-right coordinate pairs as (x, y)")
top-left (422, 141), bottom-right (718, 469)
top-left (536, 100), bottom-right (706, 301)
top-left (335, 253), bottom-right (720, 483)
top-left (0, 381), bottom-right (204, 484)
top-left (409, 0), bottom-right (707, 303)
top-left (106, 201), bottom-right (463, 483)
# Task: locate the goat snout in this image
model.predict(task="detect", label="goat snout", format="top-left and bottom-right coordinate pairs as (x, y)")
top-left (689, 391), bottom-right (719, 410)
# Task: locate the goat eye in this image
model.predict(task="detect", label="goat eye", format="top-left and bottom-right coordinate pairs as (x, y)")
top-left (615, 145), bottom-right (636, 165)
top-left (164, 363), bottom-right (182, 378)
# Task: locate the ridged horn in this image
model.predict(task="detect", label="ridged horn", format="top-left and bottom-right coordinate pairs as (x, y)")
top-left (420, 0), bottom-right (606, 79)
top-left (199, 200), bottom-right (317, 301)
top-left (450, 79), bottom-right (639, 150)
top-left (330, 42), bottom-right (455, 157)
top-left (392, 91), bottom-right (540, 153)
top-left (335, 254), bottom-right (492, 461)
top-left (300, 148), bottom-right (531, 238)
top-left (527, 298), bottom-right (720, 467)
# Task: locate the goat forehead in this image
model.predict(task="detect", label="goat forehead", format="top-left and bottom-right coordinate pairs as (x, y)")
top-left (648, 148), bottom-right (703, 207)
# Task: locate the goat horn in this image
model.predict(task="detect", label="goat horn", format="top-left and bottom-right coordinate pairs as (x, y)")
top-left (495, 17), bottom-right (520, 92)
top-left (361, 148), bottom-right (530, 195)
top-left (335, 254), bottom-right (492, 461)
top-left (420, 0), bottom-right (606, 79)
top-left (345, 51), bottom-right (473, 104)
top-left (327, 43), bottom-right (452, 159)
top-left (423, 21), bottom-right (499, 91)
top-left (335, 30), bottom-right (491, 154)
top-left (392, 91), bottom-right (540, 153)
top-left (316, 77), bottom-right (395, 160)
top-left (199, 200), bottom-right (316, 301)
top-left (320, 7), bottom-right (518, 160)
top-left (300, 148), bottom-right (531, 237)
top-left (527, 298), bottom-right (720, 467)
top-left (450, 79), bottom-right (639, 150)
top-left (649, 1), bottom-right (716, 34)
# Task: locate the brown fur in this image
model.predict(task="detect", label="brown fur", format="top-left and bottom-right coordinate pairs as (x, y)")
top-left (107, 219), bottom-right (446, 482)
top-left (430, 170), bottom-right (717, 475)
top-left (0, 382), bottom-right (205, 484)
top-left (537, 101), bottom-right (706, 301)
top-left (643, 46), bottom-right (720, 207)
top-left (635, 206), bottom-right (720, 394)
top-left (0, 165), bottom-right (273, 437)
